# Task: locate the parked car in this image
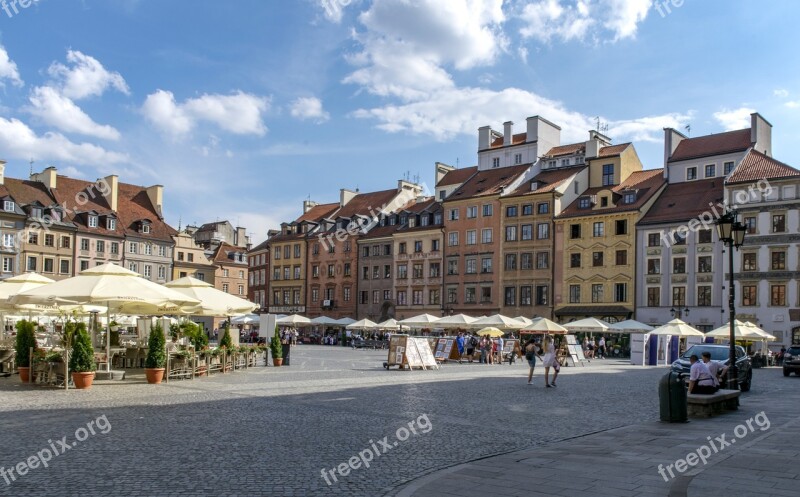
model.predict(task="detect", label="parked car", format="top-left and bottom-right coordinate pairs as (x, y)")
top-left (782, 346), bottom-right (800, 376)
top-left (671, 344), bottom-right (752, 392)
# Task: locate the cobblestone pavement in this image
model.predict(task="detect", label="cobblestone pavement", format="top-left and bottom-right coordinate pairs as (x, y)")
top-left (0, 346), bottom-right (787, 496)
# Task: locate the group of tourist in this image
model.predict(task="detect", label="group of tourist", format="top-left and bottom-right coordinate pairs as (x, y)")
top-left (454, 332), bottom-right (511, 365)
top-left (687, 352), bottom-right (729, 394)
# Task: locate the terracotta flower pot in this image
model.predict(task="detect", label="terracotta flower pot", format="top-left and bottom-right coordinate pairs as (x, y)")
top-left (72, 372), bottom-right (95, 389)
top-left (145, 368), bottom-right (165, 384)
top-left (18, 366), bottom-right (30, 383)
top-left (273, 357), bottom-right (283, 367)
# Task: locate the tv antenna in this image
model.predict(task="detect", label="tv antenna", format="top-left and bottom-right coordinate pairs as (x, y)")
top-left (29, 158), bottom-right (34, 176)
top-left (685, 124), bottom-right (692, 137)
top-left (595, 117), bottom-right (608, 134)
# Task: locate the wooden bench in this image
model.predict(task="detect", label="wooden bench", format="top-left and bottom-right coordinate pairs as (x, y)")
top-left (687, 389), bottom-right (741, 418)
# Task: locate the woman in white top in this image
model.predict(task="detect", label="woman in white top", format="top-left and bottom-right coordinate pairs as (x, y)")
top-left (543, 336), bottom-right (560, 388)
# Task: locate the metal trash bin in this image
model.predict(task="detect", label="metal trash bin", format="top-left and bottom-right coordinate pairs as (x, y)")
top-left (659, 372), bottom-right (688, 423)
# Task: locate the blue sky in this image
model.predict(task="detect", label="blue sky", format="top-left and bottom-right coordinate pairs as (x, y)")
top-left (0, 0), bottom-right (798, 244)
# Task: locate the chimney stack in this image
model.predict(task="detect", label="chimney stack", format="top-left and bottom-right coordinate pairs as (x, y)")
top-left (340, 188), bottom-right (358, 208)
top-left (435, 162), bottom-right (455, 186)
top-left (750, 113), bottom-right (772, 157)
top-left (31, 166), bottom-right (57, 189)
top-left (0, 160), bottom-right (5, 185)
top-left (103, 174), bottom-right (119, 212)
top-left (478, 126), bottom-right (492, 151)
top-left (663, 128), bottom-right (687, 167)
top-left (145, 185), bottom-right (164, 218)
top-left (235, 226), bottom-right (247, 247)
top-left (503, 121), bottom-right (514, 146)
top-left (303, 199), bottom-right (318, 213)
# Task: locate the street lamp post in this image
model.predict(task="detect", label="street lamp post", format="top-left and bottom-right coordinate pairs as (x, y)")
top-left (715, 210), bottom-right (748, 390)
top-left (670, 307), bottom-right (690, 320)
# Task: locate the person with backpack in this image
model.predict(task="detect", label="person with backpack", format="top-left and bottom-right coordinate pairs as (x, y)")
top-left (466, 335), bottom-right (478, 363)
top-left (524, 337), bottom-right (542, 385)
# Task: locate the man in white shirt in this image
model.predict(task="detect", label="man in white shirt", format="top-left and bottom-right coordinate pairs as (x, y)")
top-left (688, 354), bottom-right (717, 394)
top-left (598, 336), bottom-right (606, 359)
top-left (496, 337), bottom-right (504, 364)
top-left (701, 352), bottom-right (727, 388)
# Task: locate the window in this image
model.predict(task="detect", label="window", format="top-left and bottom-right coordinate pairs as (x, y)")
top-left (312, 265), bottom-right (320, 278)
top-left (514, 153), bottom-right (522, 165)
top-left (647, 259), bottom-right (660, 274)
top-left (294, 266), bottom-right (302, 279)
top-left (294, 244), bottom-right (301, 258)
top-left (505, 254), bottom-right (517, 271)
top-left (593, 222), bottom-right (604, 237)
top-left (648, 233), bottom-right (661, 247)
top-left (43, 258), bottom-right (54, 273)
top-left (531, 223), bottom-right (546, 241)
top-left (412, 290), bottom-right (423, 305)
top-left (724, 161), bottom-right (735, 175)
top-left (273, 268), bottom-right (281, 280)
top-left (283, 267), bottom-right (290, 280)
top-left (28, 232), bottom-right (38, 245)
top-left (284, 245), bottom-right (291, 259)
top-left (623, 193), bottom-right (636, 204)
top-left (521, 286), bottom-right (532, 306)
top-left (397, 264), bottom-right (408, 279)
top-left (413, 263), bottom-right (423, 279)
top-left (383, 290), bottom-right (392, 301)
top-left (536, 286), bottom-right (548, 306)
top-left (384, 265), bottom-right (391, 278)
top-left (504, 287), bottom-right (516, 306)
top-left (616, 250), bottom-right (627, 266)
top-left (448, 232), bottom-right (459, 246)
top-left (742, 253), bottom-right (757, 271)
top-left (698, 229), bottom-right (712, 244)
top-left (481, 229), bottom-right (493, 244)
top-left (465, 259), bottom-right (477, 274)
top-left (187, 253), bottom-right (193, 262)
top-left (1, 234), bottom-right (13, 249)
top-left (143, 265), bottom-right (152, 278)
top-left (578, 197), bottom-right (591, 209)
top-left (772, 214), bottom-right (786, 233)
top-left (673, 257), bottom-right (686, 274)
top-left (537, 202), bottom-right (549, 215)
top-left (492, 157), bottom-right (500, 168)
top-left (771, 285), bottom-right (786, 306)
top-left (698, 256), bottom-right (712, 273)
top-left (96, 240), bottom-right (105, 253)
top-left (27, 256), bottom-right (37, 271)
top-left (742, 285), bottom-right (757, 306)
top-left (592, 284), bottom-right (604, 303)
top-left (481, 258), bottom-right (492, 273)
top-left (399, 242), bottom-right (407, 254)
top-left (430, 263), bottom-right (440, 278)
top-left (431, 239), bottom-right (440, 252)
top-left (672, 287), bottom-right (686, 307)
top-left (601, 197), bottom-right (608, 207)
top-left (80, 260), bottom-right (89, 272)
top-left (570, 253), bottom-right (581, 268)
top-left (158, 266), bottom-right (166, 280)
top-left (521, 224), bottom-right (532, 241)
top-left (615, 219), bottom-right (627, 235)
top-left (448, 260), bottom-right (458, 275)
top-left (3, 200), bottom-right (14, 212)
top-left (44, 234), bottom-right (54, 247)
top-left (449, 208), bottom-right (459, 221)
top-left (705, 164), bottom-right (715, 178)
top-left (570, 224), bottom-right (581, 239)
top-left (647, 287), bottom-right (660, 307)
top-left (223, 283), bottom-right (230, 293)
top-left (536, 252), bottom-right (549, 270)
top-left (593, 251), bottom-right (604, 267)
top-left (414, 241), bottom-right (423, 253)
top-left (88, 215), bottom-right (98, 228)
top-left (106, 218), bottom-right (116, 231)
top-left (769, 251), bottom-right (786, 270)
top-left (522, 204), bottom-right (533, 216)
top-left (144, 244), bottom-right (153, 256)
top-left (447, 287), bottom-right (457, 304)
top-left (129, 242), bottom-right (137, 254)
top-left (396, 291), bottom-right (407, 305)
top-left (569, 285), bottom-right (581, 303)
top-left (466, 206), bottom-right (477, 219)
top-left (141, 224), bottom-right (150, 234)
top-left (482, 204), bottom-right (493, 217)
top-left (697, 286), bottom-right (712, 307)
top-left (602, 164), bottom-right (615, 186)
top-left (1, 257), bottom-right (11, 273)
top-left (328, 264), bottom-right (335, 277)
top-left (465, 288), bottom-right (476, 304)
top-left (686, 167), bottom-right (697, 180)
top-left (744, 216), bottom-right (757, 235)
top-left (506, 206), bottom-right (518, 217)
top-left (505, 226), bottom-right (517, 242)
top-left (480, 287), bottom-right (492, 303)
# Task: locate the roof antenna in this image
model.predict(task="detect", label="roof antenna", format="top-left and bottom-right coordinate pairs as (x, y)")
top-left (685, 124), bottom-right (692, 137)
top-left (178, 216), bottom-right (182, 232)
top-left (29, 158), bottom-right (34, 176)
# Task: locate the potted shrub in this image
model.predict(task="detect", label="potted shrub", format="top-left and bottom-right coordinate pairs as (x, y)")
top-left (69, 324), bottom-right (95, 389)
top-left (270, 326), bottom-right (283, 367)
top-left (144, 323), bottom-right (166, 384)
top-left (14, 320), bottom-right (37, 383)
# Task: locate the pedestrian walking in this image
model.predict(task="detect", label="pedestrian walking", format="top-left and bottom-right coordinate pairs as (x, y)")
top-left (496, 336), bottom-right (504, 365)
top-left (524, 338), bottom-right (543, 385)
top-left (456, 333), bottom-right (465, 363)
top-left (598, 336), bottom-right (606, 359)
top-left (542, 336), bottom-right (560, 388)
top-left (466, 334), bottom-right (477, 363)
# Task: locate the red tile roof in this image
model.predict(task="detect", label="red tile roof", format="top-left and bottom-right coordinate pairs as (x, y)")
top-left (52, 176), bottom-right (124, 238)
top-left (335, 189), bottom-right (400, 219)
top-left (669, 129), bottom-right (752, 162)
top-left (558, 169), bottom-right (665, 218)
top-left (726, 150), bottom-right (800, 184)
top-left (117, 183), bottom-right (177, 242)
top-left (437, 166), bottom-right (478, 187)
top-left (638, 178), bottom-right (724, 225)
top-left (3, 178), bottom-right (59, 209)
top-left (447, 164), bottom-right (530, 200)
top-left (211, 242), bottom-right (248, 266)
top-left (544, 143), bottom-right (585, 158)
top-left (490, 132), bottom-right (527, 148)
top-left (597, 143), bottom-right (630, 158)
top-left (297, 202), bottom-right (339, 223)
top-left (508, 167), bottom-right (585, 197)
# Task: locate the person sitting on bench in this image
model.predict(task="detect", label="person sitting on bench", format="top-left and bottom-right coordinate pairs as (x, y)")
top-left (688, 354), bottom-right (718, 394)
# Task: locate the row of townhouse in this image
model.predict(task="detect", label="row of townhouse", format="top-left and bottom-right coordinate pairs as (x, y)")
top-left (249, 112), bottom-right (800, 346)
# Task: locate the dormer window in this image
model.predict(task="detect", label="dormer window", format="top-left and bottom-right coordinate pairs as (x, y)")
top-left (31, 207), bottom-right (43, 218)
top-left (141, 222), bottom-right (151, 234)
top-left (623, 192), bottom-right (636, 204)
top-left (50, 208), bottom-right (61, 222)
top-left (88, 215), bottom-right (98, 228)
top-left (530, 181), bottom-right (539, 191)
top-left (106, 218), bottom-right (116, 231)
top-left (4, 200), bottom-right (15, 212)
top-left (578, 197), bottom-right (592, 209)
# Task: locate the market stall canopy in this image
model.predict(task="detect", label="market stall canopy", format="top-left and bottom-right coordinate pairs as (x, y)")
top-left (165, 277), bottom-right (258, 317)
top-left (521, 318), bottom-right (568, 334)
top-left (563, 318), bottom-right (611, 333)
top-left (231, 314), bottom-right (260, 325)
top-left (334, 317), bottom-right (357, 326)
top-left (310, 316), bottom-right (340, 326)
top-left (649, 319), bottom-right (705, 337)
top-left (398, 314), bottom-right (440, 327)
top-left (346, 318), bottom-right (378, 330)
top-left (476, 327), bottom-right (504, 337)
top-left (609, 320), bottom-right (654, 333)
top-left (706, 320), bottom-right (761, 339)
top-left (376, 318), bottom-right (400, 330)
top-left (471, 314), bottom-right (526, 330)
top-left (435, 314), bottom-right (477, 328)
top-left (513, 316), bottom-right (535, 326)
top-left (743, 322), bottom-right (777, 341)
top-left (276, 314), bottom-right (312, 326)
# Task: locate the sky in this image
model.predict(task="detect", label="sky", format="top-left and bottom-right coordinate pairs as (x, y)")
top-left (0, 0), bottom-right (798, 245)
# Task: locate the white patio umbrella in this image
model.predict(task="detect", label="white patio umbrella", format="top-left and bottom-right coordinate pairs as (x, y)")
top-left (472, 314), bottom-right (526, 330)
top-left (334, 317), bottom-right (356, 326)
top-left (277, 314), bottom-right (312, 326)
top-left (563, 318), bottom-right (611, 333)
top-left (648, 319), bottom-right (705, 337)
top-left (609, 320), bottom-right (654, 333)
top-left (514, 316), bottom-right (535, 327)
top-left (706, 320), bottom-right (761, 340)
top-left (398, 313), bottom-right (440, 328)
top-left (0, 273), bottom-right (55, 340)
top-left (521, 318), bottom-right (568, 334)
top-left (165, 277), bottom-right (258, 317)
top-left (743, 322), bottom-right (777, 341)
top-left (435, 314), bottom-right (477, 329)
top-left (346, 318), bottom-right (378, 330)
top-left (310, 316), bottom-right (340, 326)
top-left (231, 314), bottom-right (259, 325)
top-left (376, 318), bottom-right (400, 331)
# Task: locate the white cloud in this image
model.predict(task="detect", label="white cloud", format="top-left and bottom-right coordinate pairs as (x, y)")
top-left (519, 0), bottom-right (651, 43)
top-left (289, 97), bottom-right (330, 123)
top-left (318, 0), bottom-right (354, 23)
top-left (142, 89), bottom-right (270, 137)
top-left (0, 46), bottom-right (23, 87)
top-left (774, 89), bottom-right (789, 98)
top-left (27, 86), bottom-right (121, 140)
top-left (0, 117), bottom-right (129, 166)
top-left (47, 50), bottom-right (130, 100)
top-left (713, 107), bottom-right (755, 131)
top-left (786, 101), bottom-right (800, 109)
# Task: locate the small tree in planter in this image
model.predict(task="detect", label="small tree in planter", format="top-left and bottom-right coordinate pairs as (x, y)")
top-left (69, 323), bottom-right (95, 389)
top-left (14, 320), bottom-right (37, 383)
top-left (270, 326), bottom-right (283, 367)
top-left (144, 323), bottom-right (166, 384)
top-left (219, 323), bottom-right (233, 349)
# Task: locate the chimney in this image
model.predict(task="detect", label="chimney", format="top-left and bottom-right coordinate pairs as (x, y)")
top-left (478, 125), bottom-right (492, 150)
top-left (586, 130), bottom-right (611, 158)
top-left (31, 166), bottom-right (57, 189)
top-left (397, 179), bottom-right (422, 195)
top-left (0, 160), bottom-right (5, 185)
top-left (340, 188), bottom-right (358, 208)
top-left (503, 121), bottom-right (514, 146)
top-left (145, 185), bottom-right (164, 218)
top-left (435, 162), bottom-right (455, 186)
top-left (103, 174), bottom-right (119, 212)
top-left (663, 128), bottom-right (686, 166)
top-left (751, 113), bottom-right (772, 157)
top-left (527, 116), bottom-right (561, 152)
top-left (235, 227), bottom-right (247, 247)
top-left (303, 199), bottom-right (318, 214)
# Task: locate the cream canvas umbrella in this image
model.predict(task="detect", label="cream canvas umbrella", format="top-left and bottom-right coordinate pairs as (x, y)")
top-left (472, 314), bottom-right (526, 330)
top-left (310, 316), bottom-right (339, 326)
top-left (398, 313), bottom-right (440, 328)
top-left (521, 318), bottom-right (568, 334)
top-left (435, 314), bottom-right (477, 329)
top-left (231, 314), bottom-right (259, 325)
top-left (376, 318), bottom-right (400, 331)
top-left (563, 318), bottom-right (610, 333)
top-left (277, 314), bottom-right (312, 326)
top-left (706, 320), bottom-right (761, 340)
top-left (649, 319), bottom-right (705, 337)
top-left (346, 318), bottom-right (378, 330)
top-left (514, 316), bottom-right (535, 327)
top-left (609, 320), bottom-right (654, 333)
top-left (0, 273), bottom-right (55, 340)
top-left (334, 317), bottom-right (356, 326)
top-left (477, 327), bottom-right (504, 338)
top-left (165, 277), bottom-right (257, 317)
